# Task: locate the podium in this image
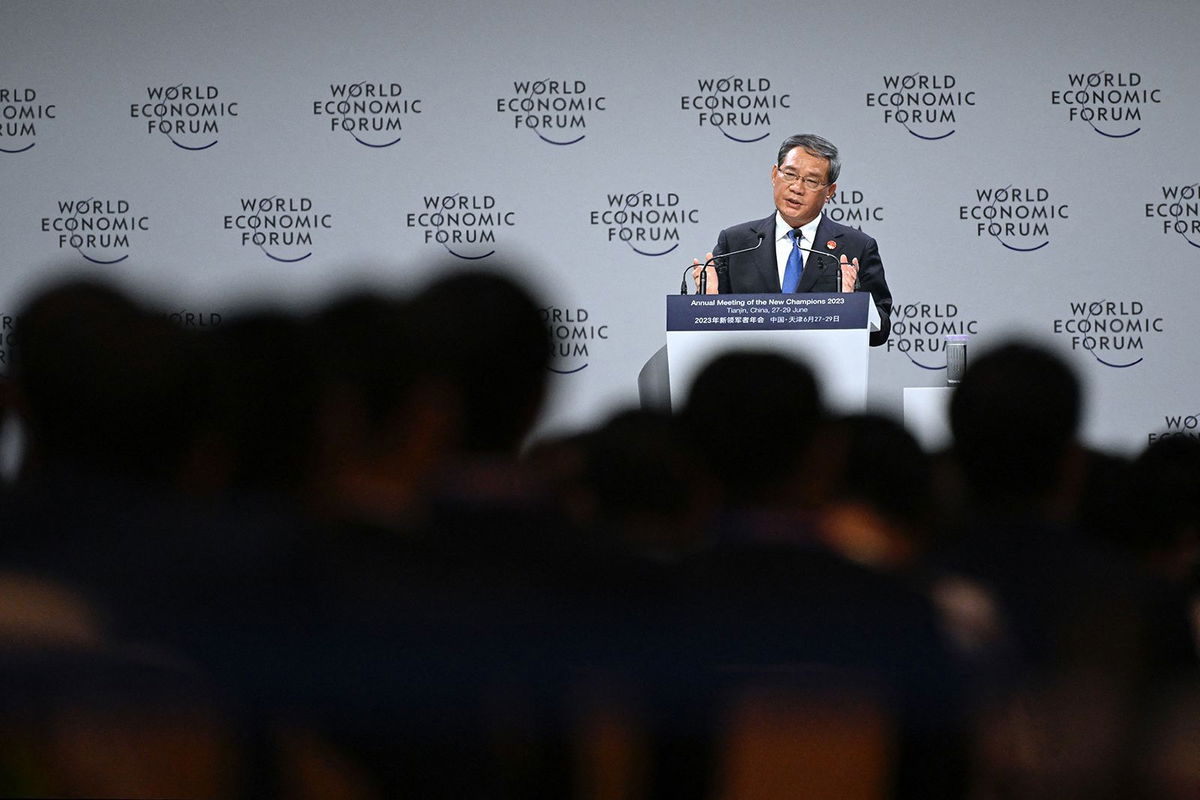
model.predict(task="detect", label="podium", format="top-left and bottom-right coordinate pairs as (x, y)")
top-left (660, 293), bottom-right (880, 412)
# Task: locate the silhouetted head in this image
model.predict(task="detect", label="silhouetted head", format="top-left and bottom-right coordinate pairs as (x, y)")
top-left (824, 413), bottom-right (933, 530)
top-left (949, 341), bottom-right (1082, 511)
top-left (680, 351), bottom-right (822, 508)
top-left (1110, 435), bottom-right (1200, 575)
top-left (312, 291), bottom-right (420, 436)
top-left (572, 408), bottom-right (713, 555)
top-left (407, 268), bottom-right (550, 455)
top-left (201, 308), bottom-right (321, 497)
top-left (12, 276), bottom-right (203, 483)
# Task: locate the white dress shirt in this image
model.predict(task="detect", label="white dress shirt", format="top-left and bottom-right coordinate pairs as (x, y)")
top-left (774, 211), bottom-right (824, 289)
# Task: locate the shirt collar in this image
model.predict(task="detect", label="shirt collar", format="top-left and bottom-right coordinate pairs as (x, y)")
top-left (775, 211), bottom-right (823, 245)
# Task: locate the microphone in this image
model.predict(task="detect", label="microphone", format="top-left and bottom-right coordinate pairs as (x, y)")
top-left (793, 245), bottom-right (841, 291)
top-left (791, 245), bottom-right (862, 292)
top-left (680, 235), bottom-right (765, 295)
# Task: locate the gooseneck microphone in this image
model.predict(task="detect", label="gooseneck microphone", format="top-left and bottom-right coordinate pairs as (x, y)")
top-left (679, 235), bottom-right (764, 295)
top-left (790, 245), bottom-right (850, 291)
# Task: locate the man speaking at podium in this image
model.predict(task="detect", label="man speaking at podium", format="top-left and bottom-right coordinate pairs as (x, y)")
top-left (692, 133), bottom-right (892, 346)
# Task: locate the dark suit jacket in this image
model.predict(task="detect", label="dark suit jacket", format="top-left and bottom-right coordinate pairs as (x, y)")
top-left (713, 212), bottom-right (893, 346)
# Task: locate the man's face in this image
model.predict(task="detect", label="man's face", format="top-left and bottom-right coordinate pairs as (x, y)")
top-left (771, 147), bottom-right (835, 228)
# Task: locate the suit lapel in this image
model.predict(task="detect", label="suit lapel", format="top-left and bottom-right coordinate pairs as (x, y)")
top-left (749, 213), bottom-right (780, 292)
top-left (797, 216), bottom-right (843, 292)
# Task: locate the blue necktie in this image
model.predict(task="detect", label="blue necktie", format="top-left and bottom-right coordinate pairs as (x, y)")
top-left (782, 229), bottom-right (803, 293)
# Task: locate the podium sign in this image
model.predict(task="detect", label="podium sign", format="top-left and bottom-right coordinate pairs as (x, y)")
top-left (665, 293), bottom-right (877, 411)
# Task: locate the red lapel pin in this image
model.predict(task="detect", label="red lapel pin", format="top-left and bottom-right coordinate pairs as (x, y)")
top-left (826, 240), bottom-right (837, 250)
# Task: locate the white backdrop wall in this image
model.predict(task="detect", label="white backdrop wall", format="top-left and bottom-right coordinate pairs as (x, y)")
top-left (3, 0), bottom-right (1198, 452)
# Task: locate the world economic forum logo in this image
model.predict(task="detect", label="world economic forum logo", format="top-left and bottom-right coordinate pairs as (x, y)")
top-left (1149, 412), bottom-right (1200, 445)
top-left (130, 84), bottom-right (238, 150)
top-left (588, 191), bottom-right (701, 257)
top-left (1053, 299), bottom-right (1164, 369)
top-left (40, 199), bottom-right (148, 264)
top-left (223, 197), bottom-right (332, 263)
top-left (1144, 183), bottom-right (1200, 250)
top-left (681, 77), bottom-right (789, 143)
top-left (823, 189), bottom-right (884, 230)
top-left (541, 307), bottom-right (609, 374)
top-left (405, 194), bottom-right (517, 260)
top-left (1049, 72), bottom-right (1162, 138)
top-left (1, 88), bottom-right (55, 153)
top-left (865, 73), bottom-right (975, 140)
top-left (496, 80), bottom-right (605, 145)
top-left (959, 186), bottom-right (1068, 252)
top-left (885, 302), bottom-right (978, 371)
top-left (312, 82), bottom-right (422, 148)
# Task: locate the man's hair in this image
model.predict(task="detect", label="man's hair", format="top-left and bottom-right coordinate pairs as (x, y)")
top-left (949, 341), bottom-right (1082, 506)
top-left (777, 134), bottom-right (841, 184)
top-left (13, 276), bottom-right (205, 480)
top-left (407, 267), bottom-right (550, 455)
top-left (681, 351), bottom-right (822, 506)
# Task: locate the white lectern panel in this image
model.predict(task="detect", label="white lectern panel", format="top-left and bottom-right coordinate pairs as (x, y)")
top-left (665, 293), bottom-right (877, 412)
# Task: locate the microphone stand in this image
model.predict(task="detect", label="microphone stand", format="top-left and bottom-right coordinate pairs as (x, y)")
top-left (680, 236), bottom-right (765, 295)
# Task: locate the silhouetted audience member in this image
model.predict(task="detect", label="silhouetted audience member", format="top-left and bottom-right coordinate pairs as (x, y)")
top-left (937, 340), bottom-right (1197, 799)
top-left (1120, 435), bottom-right (1200, 585)
top-left (0, 277), bottom-right (292, 795)
top-left (939, 341), bottom-right (1163, 670)
top-left (678, 350), bottom-right (823, 510)
top-left (531, 408), bottom-right (714, 561)
top-left (1111, 436), bottom-right (1200, 671)
top-left (948, 341), bottom-right (1083, 521)
top-left (304, 290), bottom-right (456, 527)
top-left (10, 277), bottom-right (204, 485)
top-left (394, 267), bottom-right (578, 582)
top-left (0, 278), bottom-right (223, 628)
top-left (190, 309), bottom-right (323, 506)
top-left (407, 267), bottom-right (551, 457)
top-left (814, 412), bottom-right (936, 572)
top-left (1074, 448), bottom-right (1134, 551)
top-left (666, 351), bottom-right (967, 799)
